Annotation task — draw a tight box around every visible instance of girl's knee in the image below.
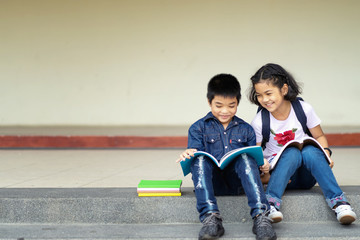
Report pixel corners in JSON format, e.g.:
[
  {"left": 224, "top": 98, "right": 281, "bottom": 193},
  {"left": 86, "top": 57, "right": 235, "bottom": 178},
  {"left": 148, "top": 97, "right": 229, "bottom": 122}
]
[
  {"left": 302, "top": 145, "right": 325, "bottom": 165},
  {"left": 283, "top": 147, "right": 302, "bottom": 157},
  {"left": 302, "top": 145, "right": 318, "bottom": 156},
  {"left": 280, "top": 147, "right": 302, "bottom": 165}
]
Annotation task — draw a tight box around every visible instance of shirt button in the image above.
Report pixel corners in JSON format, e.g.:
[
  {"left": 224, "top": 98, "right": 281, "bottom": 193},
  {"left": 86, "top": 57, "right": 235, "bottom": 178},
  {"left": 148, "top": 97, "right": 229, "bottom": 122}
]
[
  {"left": 224, "top": 132, "right": 226, "bottom": 135},
  {"left": 225, "top": 146, "right": 228, "bottom": 149}
]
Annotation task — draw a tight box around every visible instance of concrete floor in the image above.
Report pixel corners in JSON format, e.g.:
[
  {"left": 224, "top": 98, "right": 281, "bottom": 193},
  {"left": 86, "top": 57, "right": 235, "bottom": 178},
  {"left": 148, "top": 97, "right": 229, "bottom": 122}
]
[{"left": 0, "top": 147, "right": 358, "bottom": 188}]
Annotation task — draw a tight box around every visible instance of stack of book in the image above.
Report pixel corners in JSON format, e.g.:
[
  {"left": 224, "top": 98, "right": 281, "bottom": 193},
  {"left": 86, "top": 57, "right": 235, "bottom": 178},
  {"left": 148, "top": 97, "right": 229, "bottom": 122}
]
[{"left": 137, "top": 180, "right": 182, "bottom": 197}]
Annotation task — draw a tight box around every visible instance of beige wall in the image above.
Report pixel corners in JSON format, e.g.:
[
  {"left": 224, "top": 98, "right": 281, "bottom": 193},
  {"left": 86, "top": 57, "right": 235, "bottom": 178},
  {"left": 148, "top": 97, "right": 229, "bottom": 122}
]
[{"left": 1, "top": 0, "right": 359, "bottom": 127}]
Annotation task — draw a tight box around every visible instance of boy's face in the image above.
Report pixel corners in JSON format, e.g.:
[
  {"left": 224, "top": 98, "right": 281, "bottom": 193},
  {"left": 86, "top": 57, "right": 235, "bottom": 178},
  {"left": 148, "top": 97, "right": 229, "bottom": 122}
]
[{"left": 208, "top": 95, "right": 238, "bottom": 128}]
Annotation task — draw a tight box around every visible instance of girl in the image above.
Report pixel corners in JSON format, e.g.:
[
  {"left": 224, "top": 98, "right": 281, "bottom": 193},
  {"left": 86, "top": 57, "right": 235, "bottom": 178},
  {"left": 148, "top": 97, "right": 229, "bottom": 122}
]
[{"left": 248, "top": 63, "right": 356, "bottom": 225}]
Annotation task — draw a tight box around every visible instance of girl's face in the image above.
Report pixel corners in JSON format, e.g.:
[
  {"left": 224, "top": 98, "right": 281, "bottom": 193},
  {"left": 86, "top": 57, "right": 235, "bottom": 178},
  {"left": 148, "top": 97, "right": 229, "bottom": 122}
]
[
  {"left": 254, "top": 80, "right": 288, "bottom": 114},
  {"left": 209, "top": 95, "right": 238, "bottom": 129}
]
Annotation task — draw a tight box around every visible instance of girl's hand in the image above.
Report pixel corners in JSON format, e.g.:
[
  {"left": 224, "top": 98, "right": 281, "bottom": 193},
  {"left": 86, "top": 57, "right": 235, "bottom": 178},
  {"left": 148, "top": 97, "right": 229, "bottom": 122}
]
[
  {"left": 176, "top": 149, "right": 197, "bottom": 163},
  {"left": 259, "top": 158, "right": 270, "bottom": 174},
  {"left": 324, "top": 148, "right": 334, "bottom": 168},
  {"left": 329, "top": 158, "right": 334, "bottom": 169},
  {"left": 309, "top": 125, "right": 334, "bottom": 168},
  {"left": 261, "top": 172, "right": 270, "bottom": 184}
]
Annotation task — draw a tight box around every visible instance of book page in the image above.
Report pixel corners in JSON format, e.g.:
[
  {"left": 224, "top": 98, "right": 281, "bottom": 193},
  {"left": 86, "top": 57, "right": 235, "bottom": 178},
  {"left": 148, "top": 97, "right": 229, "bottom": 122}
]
[{"left": 269, "top": 137, "right": 330, "bottom": 170}]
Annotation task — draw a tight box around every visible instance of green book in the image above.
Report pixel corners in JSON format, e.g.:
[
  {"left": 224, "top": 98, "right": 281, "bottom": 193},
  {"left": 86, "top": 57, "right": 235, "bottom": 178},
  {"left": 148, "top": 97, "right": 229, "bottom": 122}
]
[{"left": 137, "top": 180, "right": 182, "bottom": 189}]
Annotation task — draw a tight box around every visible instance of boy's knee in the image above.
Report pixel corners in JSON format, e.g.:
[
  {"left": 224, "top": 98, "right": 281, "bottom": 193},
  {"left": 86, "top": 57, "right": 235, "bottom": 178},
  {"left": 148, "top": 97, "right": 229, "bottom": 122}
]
[
  {"left": 234, "top": 154, "right": 257, "bottom": 174},
  {"left": 190, "top": 156, "right": 217, "bottom": 191},
  {"left": 191, "top": 156, "right": 213, "bottom": 173}
]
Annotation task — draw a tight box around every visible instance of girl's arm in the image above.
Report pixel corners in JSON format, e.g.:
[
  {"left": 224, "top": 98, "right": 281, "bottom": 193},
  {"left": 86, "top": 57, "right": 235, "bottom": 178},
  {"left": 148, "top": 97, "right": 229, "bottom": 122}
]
[
  {"left": 260, "top": 165, "right": 271, "bottom": 184},
  {"left": 261, "top": 171, "right": 271, "bottom": 184},
  {"left": 255, "top": 142, "right": 271, "bottom": 184},
  {"left": 309, "top": 125, "right": 334, "bottom": 168}
]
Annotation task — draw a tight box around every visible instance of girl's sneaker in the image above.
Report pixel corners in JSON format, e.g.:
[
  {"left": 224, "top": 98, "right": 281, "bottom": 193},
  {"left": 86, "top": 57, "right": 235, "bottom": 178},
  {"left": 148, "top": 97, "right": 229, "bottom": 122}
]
[
  {"left": 334, "top": 203, "right": 357, "bottom": 225},
  {"left": 268, "top": 204, "right": 283, "bottom": 223}
]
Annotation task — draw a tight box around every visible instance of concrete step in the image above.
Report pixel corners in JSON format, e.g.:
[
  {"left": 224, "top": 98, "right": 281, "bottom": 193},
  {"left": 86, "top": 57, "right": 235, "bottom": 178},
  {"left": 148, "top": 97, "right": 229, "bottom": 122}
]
[
  {"left": 0, "top": 187, "right": 359, "bottom": 224},
  {"left": 1, "top": 222, "right": 360, "bottom": 240},
  {"left": 0, "top": 187, "right": 359, "bottom": 239}
]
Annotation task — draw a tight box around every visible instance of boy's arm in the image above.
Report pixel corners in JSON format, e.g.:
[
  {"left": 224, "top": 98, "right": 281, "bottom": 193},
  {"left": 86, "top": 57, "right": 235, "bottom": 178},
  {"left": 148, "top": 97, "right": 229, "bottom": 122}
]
[
  {"left": 247, "top": 125, "right": 257, "bottom": 146},
  {"left": 309, "top": 124, "right": 334, "bottom": 168},
  {"left": 187, "top": 122, "right": 205, "bottom": 150},
  {"left": 176, "top": 123, "right": 204, "bottom": 163}
]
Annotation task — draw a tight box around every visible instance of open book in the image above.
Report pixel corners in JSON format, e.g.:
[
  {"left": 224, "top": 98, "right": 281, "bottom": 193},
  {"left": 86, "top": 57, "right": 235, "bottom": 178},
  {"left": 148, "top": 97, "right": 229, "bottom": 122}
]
[
  {"left": 180, "top": 146, "right": 264, "bottom": 176},
  {"left": 268, "top": 137, "right": 331, "bottom": 170}
]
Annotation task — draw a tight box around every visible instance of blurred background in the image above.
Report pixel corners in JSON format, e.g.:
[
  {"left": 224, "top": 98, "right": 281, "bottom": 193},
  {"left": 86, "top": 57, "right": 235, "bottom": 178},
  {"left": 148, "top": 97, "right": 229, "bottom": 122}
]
[{"left": 1, "top": 0, "right": 359, "bottom": 128}]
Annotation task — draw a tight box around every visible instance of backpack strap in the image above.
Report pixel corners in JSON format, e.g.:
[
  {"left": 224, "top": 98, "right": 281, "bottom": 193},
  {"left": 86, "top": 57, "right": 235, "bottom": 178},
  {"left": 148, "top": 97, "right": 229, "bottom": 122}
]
[
  {"left": 291, "top": 97, "right": 312, "bottom": 137},
  {"left": 259, "top": 97, "right": 312, "bottom": 149},
  {"left": 260, "top": 108, "right": 270, "bottom": 149}
]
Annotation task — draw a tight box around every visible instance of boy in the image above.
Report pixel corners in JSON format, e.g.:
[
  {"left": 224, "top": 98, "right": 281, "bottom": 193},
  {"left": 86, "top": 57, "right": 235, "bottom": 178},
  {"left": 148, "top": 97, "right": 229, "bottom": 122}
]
[{"left": 177, "top": 74, "right": 276, "bottom": 240}]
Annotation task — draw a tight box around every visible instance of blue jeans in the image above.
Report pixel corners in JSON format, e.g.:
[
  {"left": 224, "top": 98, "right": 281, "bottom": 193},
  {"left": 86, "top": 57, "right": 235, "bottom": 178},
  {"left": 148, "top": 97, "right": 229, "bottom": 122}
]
[
  {"left": 266, "top": 145, "right": 348, "bottom": 209},
  {"left": 190, "top": 153, "right": 269, "bottom": 222}
]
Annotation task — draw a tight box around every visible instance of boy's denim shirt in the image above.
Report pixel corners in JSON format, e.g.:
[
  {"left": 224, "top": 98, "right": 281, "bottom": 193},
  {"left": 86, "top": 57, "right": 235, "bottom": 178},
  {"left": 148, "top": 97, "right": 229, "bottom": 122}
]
[{"left": 187, "top": 112, "right": 256, "bottom": 160}]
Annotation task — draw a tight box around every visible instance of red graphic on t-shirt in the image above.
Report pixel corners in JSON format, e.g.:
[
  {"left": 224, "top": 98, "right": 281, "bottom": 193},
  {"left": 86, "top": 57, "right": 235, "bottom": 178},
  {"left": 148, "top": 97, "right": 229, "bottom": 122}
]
[{"left": 272, "top": 129, "right": 297, "bottom": 146}]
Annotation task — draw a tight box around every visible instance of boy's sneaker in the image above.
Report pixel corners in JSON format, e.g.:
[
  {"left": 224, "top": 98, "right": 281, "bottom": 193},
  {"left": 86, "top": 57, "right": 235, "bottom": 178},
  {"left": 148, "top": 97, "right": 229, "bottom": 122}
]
[
  {"left": 198, "top": 212, "right": 225, "bottom": 240},
  {"left": 268, "top": 204, "right": 283, "bottom": 223},
  {"left": 252, "top": 212, "right": 277, "bottom": 240},
  {"left": 334, "top": 203, "right": 357, "bottom": 225}
]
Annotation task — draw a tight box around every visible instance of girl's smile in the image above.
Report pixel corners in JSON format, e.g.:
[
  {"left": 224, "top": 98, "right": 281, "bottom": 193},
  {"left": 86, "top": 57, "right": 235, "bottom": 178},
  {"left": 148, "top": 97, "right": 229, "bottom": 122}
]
[{"left": 255, "top": 81, "right": 290, "bottom": 120}]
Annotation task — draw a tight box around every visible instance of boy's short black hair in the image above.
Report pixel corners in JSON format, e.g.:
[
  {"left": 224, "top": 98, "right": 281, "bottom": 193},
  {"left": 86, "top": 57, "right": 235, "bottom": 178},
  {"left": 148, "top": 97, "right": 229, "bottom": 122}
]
[{"left": 207, "top": 74, "right": 241, "bottom": 104}]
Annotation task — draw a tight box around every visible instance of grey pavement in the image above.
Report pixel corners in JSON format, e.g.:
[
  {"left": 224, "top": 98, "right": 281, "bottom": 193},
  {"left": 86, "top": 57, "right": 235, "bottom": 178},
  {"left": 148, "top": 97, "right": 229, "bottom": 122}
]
[
  {"left": 0, "top": 147, "right": 359, "bottom": 188},
  {"left": 0, "top": 130, "right": 359, "bottom": 240},
  {"left": 0, "top": 125, "right": 358, "bottom": 188}
]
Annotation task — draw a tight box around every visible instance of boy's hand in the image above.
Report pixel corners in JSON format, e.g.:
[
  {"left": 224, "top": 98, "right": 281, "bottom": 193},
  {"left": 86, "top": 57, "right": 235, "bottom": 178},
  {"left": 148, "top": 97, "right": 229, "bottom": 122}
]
[
  {"left": 176, "top": 149, "right": 197, "bottom": 163},
  {"left": 259, "top": 158, "right": 270, "bottom": 174}
]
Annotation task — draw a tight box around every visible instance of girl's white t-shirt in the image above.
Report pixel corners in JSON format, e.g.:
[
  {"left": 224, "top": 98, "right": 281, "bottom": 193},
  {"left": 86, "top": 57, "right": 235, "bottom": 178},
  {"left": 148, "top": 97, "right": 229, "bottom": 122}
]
[{"left": 251, "top": 101, "right": 321, "bottom": 161}]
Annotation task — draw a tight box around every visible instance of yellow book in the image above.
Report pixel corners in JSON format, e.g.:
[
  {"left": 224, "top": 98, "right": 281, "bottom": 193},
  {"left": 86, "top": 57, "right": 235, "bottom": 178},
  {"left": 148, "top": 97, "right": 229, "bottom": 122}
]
[{"left": 138, "top": 192, "right": 182, "bottom": 197}]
